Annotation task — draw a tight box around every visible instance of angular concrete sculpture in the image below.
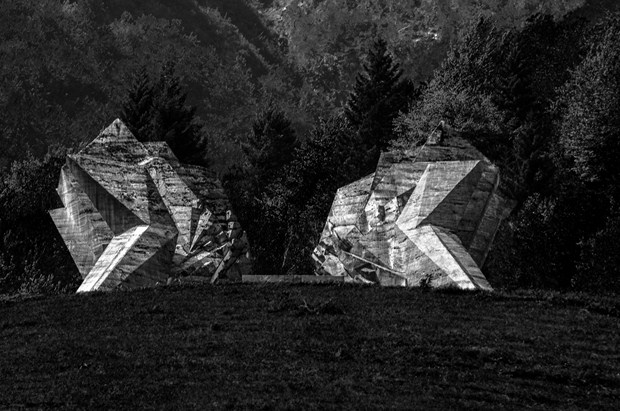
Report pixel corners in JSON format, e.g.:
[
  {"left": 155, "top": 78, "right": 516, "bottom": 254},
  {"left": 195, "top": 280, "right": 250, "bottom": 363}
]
[
  {"left": 50, "top": 119, "right": 250, "bottom": 292},
  {"left": 313, "top": 130, "right": 513, "bottom": 290}
]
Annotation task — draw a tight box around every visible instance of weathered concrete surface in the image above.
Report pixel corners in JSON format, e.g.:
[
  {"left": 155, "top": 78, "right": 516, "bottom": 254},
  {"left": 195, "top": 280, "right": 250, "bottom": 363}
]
[
  {"left": 50, "top": 119, "right": 250, "bottom": 292},
  {"left": 313, "top": 133, "right": 513, "bottom": 291}
]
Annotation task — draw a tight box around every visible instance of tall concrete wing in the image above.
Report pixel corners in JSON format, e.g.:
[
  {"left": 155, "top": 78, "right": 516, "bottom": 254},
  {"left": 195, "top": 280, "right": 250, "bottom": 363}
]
[
  {"left": 313, "top": 130, "right": 513, "bottom": 290},
  {"left": 50, "top": 119, "right": 251, "bottom": 292}
]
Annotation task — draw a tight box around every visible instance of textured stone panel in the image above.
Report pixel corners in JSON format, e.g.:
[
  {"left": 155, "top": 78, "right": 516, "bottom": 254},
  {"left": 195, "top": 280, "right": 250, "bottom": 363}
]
[
  {"left": 314, "top": 132, "right": 513, "bottom": 290},
  {"left": 50, "top": 165, "right": 114, "bottom": 277}
]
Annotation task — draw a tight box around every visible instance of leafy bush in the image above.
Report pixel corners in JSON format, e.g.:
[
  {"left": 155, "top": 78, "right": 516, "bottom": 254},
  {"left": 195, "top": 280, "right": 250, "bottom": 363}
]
[{"left": 0, "top": 151, "right": 80, "bottom": 296}]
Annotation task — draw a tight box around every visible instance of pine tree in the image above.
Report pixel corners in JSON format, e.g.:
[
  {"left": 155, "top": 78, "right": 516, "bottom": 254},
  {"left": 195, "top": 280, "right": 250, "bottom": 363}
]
[
  {"left": 120, "top": 63, "right": 203, "bottom": 164},
  {"left": 345, "top": 38, "right": 417, "bottom": 155},
  {"left": 120, "top": 66, "right": 155, "bottom": 140},
  {"left": 243, "top": 106, "right": 297, "bottom": 187},
  {"left": 258, "top": 115, "right": 362, "bottom": 275},
  {"left": 152, "top": 63, "right": 202, "bottom": 161},
  {"left": 224, "top": 106, "right": 297, "bottom": 276}
]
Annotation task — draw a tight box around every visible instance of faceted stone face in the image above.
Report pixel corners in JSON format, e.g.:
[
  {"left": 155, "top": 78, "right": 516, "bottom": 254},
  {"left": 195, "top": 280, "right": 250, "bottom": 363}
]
[
  {"left": 313, "top": 135, "right": 513, "bottom": 290},
  {"left": 50, "top": 119, "right": 251, "bottom": 292}
]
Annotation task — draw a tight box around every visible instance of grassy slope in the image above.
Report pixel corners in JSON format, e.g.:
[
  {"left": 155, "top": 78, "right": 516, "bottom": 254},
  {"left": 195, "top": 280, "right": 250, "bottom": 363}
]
[{"left": 0, "top": 285, "right": 619, "bottom": 409}]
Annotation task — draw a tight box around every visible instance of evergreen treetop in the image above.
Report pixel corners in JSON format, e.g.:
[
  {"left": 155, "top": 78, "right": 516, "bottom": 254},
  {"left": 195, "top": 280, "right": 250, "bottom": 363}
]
[
  {"left": 345, "top": 38, "right": 417, "bottom": 156},
  {"left": 120, "top": 66, "right": 154, "bottom": 141},
  {"left": 243, "top": 105, "right": 297, "bottom": 187},
  {"left": 120, "top": 63, "right": 203, "bottom": 164}
]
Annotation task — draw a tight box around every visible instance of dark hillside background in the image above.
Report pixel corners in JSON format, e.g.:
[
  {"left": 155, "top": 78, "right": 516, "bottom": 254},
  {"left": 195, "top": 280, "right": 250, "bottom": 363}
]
[
  {"left": 0, "top": 0, "right": 283, "bottom": 172},
  {"left": 576, "top": 0, "right": 620, "bottom": 19},
  {"left": 264, "top": 0, "right": 588, "bottom": 104},
  {"left": 2, "top": 0, "right": 620, "bottom": 295},
  {"left": 86, "top": 0, "right": 282, "bottom": 73},
  {"left": 1, "top": 0, "right": 610, "bottom": 169}
]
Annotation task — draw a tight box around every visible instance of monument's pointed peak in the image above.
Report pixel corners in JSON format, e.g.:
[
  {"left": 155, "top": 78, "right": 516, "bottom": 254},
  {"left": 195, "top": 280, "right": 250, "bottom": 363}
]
[
  {"left": 88, "top": 118, "right": 138, "bottom": 145},
  {"left": 105, "top": 118, "right": 133, "bottom": 139},
  {"left": 77, "top": 119, "right": 149, "bottom": 161}
]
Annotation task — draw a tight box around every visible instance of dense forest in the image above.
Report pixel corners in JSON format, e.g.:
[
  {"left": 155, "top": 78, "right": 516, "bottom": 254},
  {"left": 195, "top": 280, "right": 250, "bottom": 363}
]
[{"left": 2, "top": 0, "right": 620, "bottom": 295}]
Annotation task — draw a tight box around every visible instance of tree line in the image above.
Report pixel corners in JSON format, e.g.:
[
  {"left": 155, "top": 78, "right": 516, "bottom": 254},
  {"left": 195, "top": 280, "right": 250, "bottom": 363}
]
[{"left": 2, "top": 3, "right": 620, "bottom": 295}]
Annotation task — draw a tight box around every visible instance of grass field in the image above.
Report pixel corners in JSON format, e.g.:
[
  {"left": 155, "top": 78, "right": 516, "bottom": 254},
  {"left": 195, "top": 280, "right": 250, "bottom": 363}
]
[{"left": 1, "top": 284, "right": 619, "bottom": 409}]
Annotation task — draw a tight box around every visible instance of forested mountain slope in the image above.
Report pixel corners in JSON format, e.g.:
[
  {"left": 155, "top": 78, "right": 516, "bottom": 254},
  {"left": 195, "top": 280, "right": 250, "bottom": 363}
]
[
  {"left": 3, "top": 0, "right": 620, "bottom": 296},
  {"left": 261, "top": 0, "right": 589, "bottom": 103},
  {"left": 87, "top": 0, "right": 281, "bottom": 72},
  {"left": 575, "top": 0, "right": 620, "bottom": 19},
  {"left": 4, "top": 0, "right": 615, "bottom": 169},
  {"left": 0, "top": 0, "right": 282, "bottom": 169}
]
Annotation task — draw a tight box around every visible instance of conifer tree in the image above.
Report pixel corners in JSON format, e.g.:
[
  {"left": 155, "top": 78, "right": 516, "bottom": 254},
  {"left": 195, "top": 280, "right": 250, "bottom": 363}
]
[
  {"left": 152, "top": 63, "right": 202, "bottom": 161},
  {"left": 243, "top": 106, "right": 297, "bottom": 187},
  {"left": 120, "top": 66, "right": 154, "bottom": 140},
  {"left": 120, "top": 63, "right": 203, "bottom": 164},
  {"left": 224, "top": 106, "right": 297, "bottom": 276},
  {"left": 258, "top": 115, "right": 362, "bottom": 275},
  {"left": 345, "top": 38, "right": 417, "bottom": 156}
]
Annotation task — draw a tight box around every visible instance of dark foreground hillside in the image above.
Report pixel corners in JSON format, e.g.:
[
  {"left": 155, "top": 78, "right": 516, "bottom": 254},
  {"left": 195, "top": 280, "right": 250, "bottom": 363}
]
[{"left": 1, "top": 285, "right": 619, "bottom": 409}]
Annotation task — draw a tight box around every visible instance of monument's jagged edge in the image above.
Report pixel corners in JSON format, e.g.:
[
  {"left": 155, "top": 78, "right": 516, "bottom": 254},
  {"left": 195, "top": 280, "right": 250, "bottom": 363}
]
[
  {"left": 313, "top": 124, "right": 514, "bottom": 290},
  {"left": 50, "top": 119, "right": 251, "bottom": 293}
]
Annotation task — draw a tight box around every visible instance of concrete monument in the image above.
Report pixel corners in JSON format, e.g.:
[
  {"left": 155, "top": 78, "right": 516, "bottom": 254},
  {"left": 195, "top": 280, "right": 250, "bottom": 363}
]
[
  {"left": 50, "top": 119, "right": 250, "bottom": 292},
  {"left": 313, "top": 128, "right": 513, "bottom": 290}
]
